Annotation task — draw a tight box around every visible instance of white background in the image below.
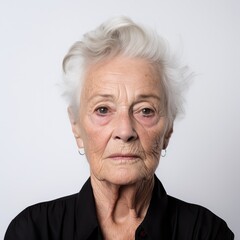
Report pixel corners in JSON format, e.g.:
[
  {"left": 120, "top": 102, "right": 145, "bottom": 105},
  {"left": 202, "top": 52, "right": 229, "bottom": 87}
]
[{"left": 0, "top": 0, "right": 239, "bottom": 238}]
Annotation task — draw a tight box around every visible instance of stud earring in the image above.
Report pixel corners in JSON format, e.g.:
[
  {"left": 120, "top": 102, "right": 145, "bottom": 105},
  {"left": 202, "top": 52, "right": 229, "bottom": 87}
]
[
  {"left": 78, "top": 148, "right": 85, "bottom": 156},
  {"left": 161, "top": 149, "right": 167, "bottom": 157}
]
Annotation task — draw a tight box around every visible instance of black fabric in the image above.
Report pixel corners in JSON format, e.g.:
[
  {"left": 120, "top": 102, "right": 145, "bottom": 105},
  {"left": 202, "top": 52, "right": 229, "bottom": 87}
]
[{"left": 4, "top": 176, "right": 234, "bottom": 240}]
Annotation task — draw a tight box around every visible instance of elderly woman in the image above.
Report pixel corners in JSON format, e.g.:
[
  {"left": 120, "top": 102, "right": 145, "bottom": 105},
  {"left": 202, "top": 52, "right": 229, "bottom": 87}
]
[{"left": 5, "top": 17, "right": 233, "bottom": 240}]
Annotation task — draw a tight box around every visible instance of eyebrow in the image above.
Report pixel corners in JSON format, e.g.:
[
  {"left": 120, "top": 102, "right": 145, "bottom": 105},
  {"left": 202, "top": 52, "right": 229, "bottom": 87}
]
[
  {"left": 135, "top": 94, "right": 162, "bottom": 102},
  {"left": 88, "top": 94, "right": 114, "bottom": 102}
]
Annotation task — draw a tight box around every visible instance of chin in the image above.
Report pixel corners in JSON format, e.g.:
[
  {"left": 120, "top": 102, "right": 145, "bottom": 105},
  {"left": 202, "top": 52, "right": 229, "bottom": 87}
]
[{"left": 101, "top": 169, "right": 149, "bottom": 186}]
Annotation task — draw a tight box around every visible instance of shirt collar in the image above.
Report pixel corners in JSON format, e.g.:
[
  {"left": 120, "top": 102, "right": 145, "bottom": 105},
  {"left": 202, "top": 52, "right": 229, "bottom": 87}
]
[
  {"left": 76, "top": 178, "right": 100, "bottom": 240},
  {"left": 138, "top": 175, "right": 169, "bottom": 239}
]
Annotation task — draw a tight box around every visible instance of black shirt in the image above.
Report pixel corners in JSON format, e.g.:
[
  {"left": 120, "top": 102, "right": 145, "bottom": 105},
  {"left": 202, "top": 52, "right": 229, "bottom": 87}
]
[{"left": 4, "top": 176, "right": 234, "bottom": 239}]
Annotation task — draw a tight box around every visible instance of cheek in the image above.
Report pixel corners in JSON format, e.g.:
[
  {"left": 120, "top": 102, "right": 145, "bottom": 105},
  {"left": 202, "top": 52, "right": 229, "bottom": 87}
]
[
  {"left": 141, "top": 133, "right": 163, "bottom": 175},
  {"left": 81, "top": 116, "right": 111, "bottom": 155},
  {"left": 90, "top": 114, "right": 112, "bottom": 126},
  {"left": 140, "top": 128, "right": 165, "bottom": 158}
]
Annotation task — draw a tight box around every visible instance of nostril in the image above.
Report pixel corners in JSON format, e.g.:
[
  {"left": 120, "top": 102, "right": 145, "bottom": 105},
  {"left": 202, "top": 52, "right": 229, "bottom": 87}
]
[
  {"left": 114, "top": 133, "right": 137, "bottom": 142},
  {"left": 127, "top": 136, "right": 136, "bottom": 142}
]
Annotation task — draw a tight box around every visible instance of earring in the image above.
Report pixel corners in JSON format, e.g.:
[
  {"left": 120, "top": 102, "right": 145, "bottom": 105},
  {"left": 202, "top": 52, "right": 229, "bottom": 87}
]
[
  {"left": 78, "top": 148, "right": 85, "bottom": 156},
  {"left": 161, "top": 149, "right": 167, "bottom": 157}
]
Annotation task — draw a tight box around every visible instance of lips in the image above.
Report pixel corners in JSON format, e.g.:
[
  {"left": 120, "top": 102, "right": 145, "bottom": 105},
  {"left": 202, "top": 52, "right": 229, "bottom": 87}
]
[{"left": 108, "top": 153, "right": 140, "bottom": 160}]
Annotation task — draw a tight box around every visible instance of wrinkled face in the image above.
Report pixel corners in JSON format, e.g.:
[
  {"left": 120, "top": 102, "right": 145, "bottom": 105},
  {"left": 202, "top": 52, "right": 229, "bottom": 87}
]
[{"left": 70, "top": 56, "right": 172, "bottom": 185}]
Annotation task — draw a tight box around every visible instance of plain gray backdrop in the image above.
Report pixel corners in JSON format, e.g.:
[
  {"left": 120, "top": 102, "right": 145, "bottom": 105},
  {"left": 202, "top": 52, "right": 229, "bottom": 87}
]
[{"left": 1, "top": 0, "right": 239, "bottom": 238}]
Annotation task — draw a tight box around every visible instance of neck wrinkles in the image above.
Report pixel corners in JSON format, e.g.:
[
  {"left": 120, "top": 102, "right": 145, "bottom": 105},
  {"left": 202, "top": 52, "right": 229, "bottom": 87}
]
[{"left": 91, "top": 176, "right": 155, "bottom": 224}]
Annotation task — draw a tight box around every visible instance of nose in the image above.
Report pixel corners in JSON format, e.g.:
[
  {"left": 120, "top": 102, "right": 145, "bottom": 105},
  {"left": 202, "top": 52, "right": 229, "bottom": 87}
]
[{"left": 113, "top": 111, "right": 137, "bottom": 142}]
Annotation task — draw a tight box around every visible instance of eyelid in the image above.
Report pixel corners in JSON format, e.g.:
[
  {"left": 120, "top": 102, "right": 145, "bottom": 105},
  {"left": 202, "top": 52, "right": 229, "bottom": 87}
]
[
  {"left": 133, "top": 102, "right": 156, "bottom": 112},
  {"left": 93, "top": 101, "right": 113, "bottom": 110}
]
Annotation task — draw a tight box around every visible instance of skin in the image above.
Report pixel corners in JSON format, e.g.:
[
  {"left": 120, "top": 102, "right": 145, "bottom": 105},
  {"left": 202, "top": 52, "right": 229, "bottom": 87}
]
[{"left": 69, "top": 56, "right": 173, "bottom": 240}]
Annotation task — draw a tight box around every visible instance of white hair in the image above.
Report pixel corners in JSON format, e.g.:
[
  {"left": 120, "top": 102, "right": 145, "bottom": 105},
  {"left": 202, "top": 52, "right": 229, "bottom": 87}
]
[{"left": 62, "top": 16, "right": 191, "bottom": 122}]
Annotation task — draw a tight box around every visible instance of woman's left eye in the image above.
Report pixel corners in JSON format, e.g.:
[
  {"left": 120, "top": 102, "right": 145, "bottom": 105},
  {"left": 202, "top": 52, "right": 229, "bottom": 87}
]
[{"left": 141, "top": 108, "right": 155, "bottom": 117}]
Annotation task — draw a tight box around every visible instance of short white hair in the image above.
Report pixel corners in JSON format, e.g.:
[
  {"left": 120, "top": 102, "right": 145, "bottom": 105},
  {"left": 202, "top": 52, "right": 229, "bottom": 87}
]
[{"left": 62, "top": 16, "right": 190, "bottom": 122}]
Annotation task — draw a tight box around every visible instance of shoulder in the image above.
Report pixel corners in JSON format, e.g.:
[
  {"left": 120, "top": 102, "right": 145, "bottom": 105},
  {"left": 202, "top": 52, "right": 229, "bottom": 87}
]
[
  {"left": 167, "top": 195, "right": 234, "bottom": 239},
  {"left": 17, "top": 192, "right": 78, "bottom": 221},
  {"left": 4, "top": 193, "right": 78, "bottom": 240}
]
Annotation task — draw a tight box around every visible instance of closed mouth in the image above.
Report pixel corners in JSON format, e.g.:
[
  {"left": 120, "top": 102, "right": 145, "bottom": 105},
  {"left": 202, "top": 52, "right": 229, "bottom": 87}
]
[{"left": 108, "top": 153, "right": 140, "bottom": 161}]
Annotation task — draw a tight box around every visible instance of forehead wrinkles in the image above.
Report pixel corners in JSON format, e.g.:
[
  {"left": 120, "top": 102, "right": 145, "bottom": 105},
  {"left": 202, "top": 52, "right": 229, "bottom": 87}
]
[
  {"left": 81, "top": 57, "right": 162, "bottom": 104},
  {"left": 88, "top": 83, "right": 134, "bottom": 107}
]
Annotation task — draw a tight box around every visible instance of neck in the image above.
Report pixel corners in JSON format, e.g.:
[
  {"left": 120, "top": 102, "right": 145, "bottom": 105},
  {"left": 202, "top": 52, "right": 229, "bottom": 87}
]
[{"left": 91, "top": 175, "right": 155, "bottom": 225}]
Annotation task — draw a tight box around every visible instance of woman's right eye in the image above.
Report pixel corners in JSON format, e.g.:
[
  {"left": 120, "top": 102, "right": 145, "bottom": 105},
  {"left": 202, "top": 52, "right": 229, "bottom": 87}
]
[{"left": 95, "top": 107, "right": 109, "bottom": 115}]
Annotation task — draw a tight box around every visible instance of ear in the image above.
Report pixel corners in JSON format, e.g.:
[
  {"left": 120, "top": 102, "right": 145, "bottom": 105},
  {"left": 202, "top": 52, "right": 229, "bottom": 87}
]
[
  {"left": 163, "top": 124, "right": 173, "bottom": 150},
  {"left": 68, "top": 107, "right": 84, "bottom": 149}
]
